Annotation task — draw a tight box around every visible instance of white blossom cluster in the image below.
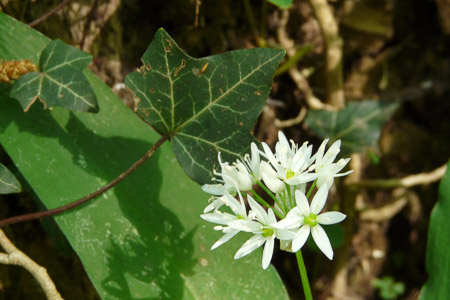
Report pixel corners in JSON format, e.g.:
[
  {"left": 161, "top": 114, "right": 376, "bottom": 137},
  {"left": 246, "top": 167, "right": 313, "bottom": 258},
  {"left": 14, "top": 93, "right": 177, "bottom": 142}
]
[{"left": 200, "top": 131, "right": 353, "bottom": 270}]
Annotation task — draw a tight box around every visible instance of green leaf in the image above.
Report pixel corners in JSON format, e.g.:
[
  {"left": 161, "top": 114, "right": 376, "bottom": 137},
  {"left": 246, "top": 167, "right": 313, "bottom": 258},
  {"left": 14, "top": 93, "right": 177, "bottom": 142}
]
[
  {"left": 267, "top": 0, "right": 293, "bottom": 9},
  {"left": 419, "top": 160, "right": 450, "bottom": 300},
  {"left": 125, "top": 28, "right": 284, "bottom": 184},
  {"left": 305, "top": 100, "right": 399, "bottom": 156},
  {"left": 0, "top": 12, "right": 289, "bottom": 299},
  {"left": 9, "top": 39, "right": 98, "bottom": 112},
  {"left": 0, "top": 162, "right": 21, "bottom": 194}
]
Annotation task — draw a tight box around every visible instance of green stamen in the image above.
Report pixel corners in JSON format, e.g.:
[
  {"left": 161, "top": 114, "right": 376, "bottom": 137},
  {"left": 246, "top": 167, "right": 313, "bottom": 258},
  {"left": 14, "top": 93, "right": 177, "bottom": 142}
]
[
  {"left": 262, "top": 227, "right": 274, "bottom": 237},
  {"left": 286, "top": 169, "right": 295, "bottom": 179},
  {"left": 304, "top": 213, "right": 318, "bottom": 227}
]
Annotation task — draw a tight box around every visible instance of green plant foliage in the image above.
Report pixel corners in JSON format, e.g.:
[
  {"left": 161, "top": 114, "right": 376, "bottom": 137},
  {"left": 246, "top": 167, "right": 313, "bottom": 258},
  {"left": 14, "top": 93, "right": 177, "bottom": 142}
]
[
  {"left": 305, "top": 100, "right": 399, "bottom": 155},
  {"left": 0, "top": 162, "right": 21, "bottom": 194},
  {"left": 419, "top": 160, "right": 450, "bottom": 300},
  {"left": 9, "top": 39, "right": 98, "bottom": 113},
  {"left": 0, "top": 12, "right": 289, "bottom": 299},
  {"left": 372, "top": 276, "right": 405, "bottom": 300},
  {"left": 267, "top": 0, "right": 293, "bottom": 9},
  {"left": 125, "top": 29, "right": 284, "bottom": 184}
]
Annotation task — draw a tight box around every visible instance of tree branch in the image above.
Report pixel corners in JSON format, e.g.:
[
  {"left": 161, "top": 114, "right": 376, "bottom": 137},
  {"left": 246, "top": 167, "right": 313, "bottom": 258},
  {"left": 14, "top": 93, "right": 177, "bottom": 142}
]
[
  {"left": 0, "top": 229, "right": 63, "bottom": 299},
  {"left": 28, "top": 0, "right": 73, "bottom": 27},
  {"left": 308, "top": 0, "right": 345, "bottom": 108},
  {"left": 347, "top": 164, "right": 447, "bottom": 189}
]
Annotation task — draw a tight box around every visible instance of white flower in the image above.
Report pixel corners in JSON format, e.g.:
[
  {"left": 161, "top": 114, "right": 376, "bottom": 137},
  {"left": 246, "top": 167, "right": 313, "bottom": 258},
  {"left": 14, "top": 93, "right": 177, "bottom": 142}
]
[
  {"left": 276, "top": 185, "right": 346, "bottom": 259},
  {"left": 242, "top": 142, "right": 262, "bottom": 184},
  {"left": 200, "top": 192, "right": 251, "bottom": 250},
  {"left": 313, "top": 139, "right": 353, "bottom": 188},
  {"left": 229, "top": 196, "right": 296, "bottom": 269},
  {"left": 261, "top": 131, "right": 317, "bottom": 186},
  {"left": 260, "top": 161, "right": 285, "bottom": 194},
  {"left": 202, "top": 153, "right": 253, "bottom": 195}
]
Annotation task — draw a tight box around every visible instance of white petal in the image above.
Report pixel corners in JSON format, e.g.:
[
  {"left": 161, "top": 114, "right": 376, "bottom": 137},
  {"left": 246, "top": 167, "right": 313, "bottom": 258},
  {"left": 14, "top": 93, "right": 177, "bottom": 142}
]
[
  {"left": 286, "top": 172, "right": 318, "bottom": 185},
  {"left": 267, "top": 208, "right": 277, "bottom": 225},
  {"left": 273, "top": 214, "right": 303, "bottom": 230},
  {"left": 234, "top": 235, "right": 266, "bottom": 259},
  {"left": 322, "top": 140, "right": 341, "bottom": 165},
  {"left": 211, "top": 229, "right": 240, "bottom": 250},
  {"left": 202, "top": 184, "right": 226, "bottom": 195},
  {"left": 316, "top": 171, "right": 333, "bottom": 189},
  {"left": 317, "top": 211, "right": 346, "bottom": 225},
  {"left": 262, "top": 142, "right": 278, "bottom": 168},
  {"left": 228, "top": 219, "right": 262, "bottom": 233},
  {"left": 262, "top": 236, "right": 275, "bottom": 270},
  {"left": 292, "top": 225, "right": 310, "bottom": 252},
  {"left": 261, "top": 162, "right": 285, "bottom": 194},
  {"left": 278, "top": 131, "right": 290, "bottom": 147},
  {"left": 203, "top": 198, "right": 224, "bottom": 213},
  {"left": 311, "top": 225, "right": 333, "bottom": 260},
  {"left": 275, "top": 228, "right": 297, "bottom": 240},
  {"left": 200, "top": 212, "right": 235, "bottom": 225},
  {"left": 224, "top": 193, "right": 245, "bottom": 216},
  {"left": 247, "top": 195, "right": 270, "bottom": 224},
  {"left": 310, "top": 184, "right": 329, "bottom": 215},
  {"left": 294, "top": 190, "right": 310, "bottom": 216}
]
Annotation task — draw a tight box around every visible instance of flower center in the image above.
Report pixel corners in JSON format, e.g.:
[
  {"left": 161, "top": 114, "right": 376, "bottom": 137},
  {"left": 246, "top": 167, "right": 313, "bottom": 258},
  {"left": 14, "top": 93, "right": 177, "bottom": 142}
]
[
  {"left": 237, "top": 214, "right": 245, "bottom": 220},
  {"left": 286, "top": 169, "right": 295, "bottom": 179},
  {"left": 262, "top": 227, "right": 274, "bottom": 237},
  {"left": 304, "top": 213, "right": 318, "bottom": 227}
]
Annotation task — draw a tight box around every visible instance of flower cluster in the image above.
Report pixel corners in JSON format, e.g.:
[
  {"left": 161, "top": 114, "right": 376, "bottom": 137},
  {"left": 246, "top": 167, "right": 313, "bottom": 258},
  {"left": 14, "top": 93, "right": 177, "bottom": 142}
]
[{"left": 200, "top": 131, "right": 353, "bottom": 270}]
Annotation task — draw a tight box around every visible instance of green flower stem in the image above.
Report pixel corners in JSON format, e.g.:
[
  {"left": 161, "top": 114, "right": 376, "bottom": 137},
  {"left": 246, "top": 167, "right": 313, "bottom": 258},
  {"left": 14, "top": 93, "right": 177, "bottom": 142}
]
[
  {"left": 306, "top": 180, "right": 317, "bottom": 199},
  {"left": 296, "top": 250, "right": 313, "bottom": 300},
  {"left": 286, "top": 183, "right": 294, "bottom": 209},
  {"left": 250, "top": 190, "right": 284, "bottom": 219}
]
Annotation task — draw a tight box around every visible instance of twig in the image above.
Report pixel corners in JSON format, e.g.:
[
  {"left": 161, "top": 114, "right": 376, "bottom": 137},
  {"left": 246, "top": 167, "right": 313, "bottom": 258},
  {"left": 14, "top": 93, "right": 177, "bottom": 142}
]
[
  {"left": 193, "top": 0, "right": 201, "bottom": 27},
  {"left": 347, "top": 164, "right": 447, "bottom": 189},
  {"left": 0, "top": 135, "right": 168, "bottom": 227},
  {"left": 308, "top": 0, "right": 345, "bottom": 108},
  {"left": 359, "top": 188, "right": 410, "bottom": 222},
  {"left": 276, "top": 10, "right": 331, "bottom": 111},
  {"left": 0, "top": 229, "right": 63, "bottom": 299},
  {"left": 275, "top": 105, "right": 307, "bottom": 128},
  {"left": 79, "top": 0, "right": 99, "bottom": 50},
  {"left": 28, "top": 0, "right": 73, "bottom": 27}
]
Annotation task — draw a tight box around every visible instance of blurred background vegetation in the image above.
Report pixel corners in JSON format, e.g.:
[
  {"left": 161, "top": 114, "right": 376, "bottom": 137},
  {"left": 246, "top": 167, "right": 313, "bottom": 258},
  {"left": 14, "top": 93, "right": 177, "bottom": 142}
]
[{"left": 0, "top": 0, "right": 449, "bottom": 299}]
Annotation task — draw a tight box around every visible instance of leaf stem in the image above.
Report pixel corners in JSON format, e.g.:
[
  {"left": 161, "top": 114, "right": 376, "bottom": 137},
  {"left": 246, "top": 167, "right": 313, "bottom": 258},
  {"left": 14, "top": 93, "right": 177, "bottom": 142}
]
[
  {"left": 306, "top": 180, "right": 316, "bottom": 199},
  {"left": 296, "top": 250, "right": 313, "bottom": 300},
  {"left": 0, "top": 135, "right": 168, "bottom": 227}
]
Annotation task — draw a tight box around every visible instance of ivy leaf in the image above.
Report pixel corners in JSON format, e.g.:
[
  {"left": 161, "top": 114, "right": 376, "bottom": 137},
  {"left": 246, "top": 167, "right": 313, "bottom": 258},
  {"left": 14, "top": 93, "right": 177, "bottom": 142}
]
[
  {"left": 126, "top": 29, "right": 284, "bottom": 184},
  {"left": 267, "top": 0, "right": 293, "bottom": 8},
  {"left": 305, "top": 100, "right": 399, "bottom": 156},
  {"left": 9, "top": 39, "right": 98, "bottom": 112},
  {"left": 0, "top": 162, "right": 21, "bottom": 194},
  {"left": 419, "top": 160, "right": 450, "bottom": 299}
]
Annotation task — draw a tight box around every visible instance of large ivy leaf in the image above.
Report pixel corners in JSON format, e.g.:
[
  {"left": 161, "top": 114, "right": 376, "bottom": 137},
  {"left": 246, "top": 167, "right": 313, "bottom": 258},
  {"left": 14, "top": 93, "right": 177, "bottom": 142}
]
[
  {"left": 0, "top": 12, "right": 289, "bottom": 300},
  {"left": 125, "top": 29, "right": 284, "bottom": 184},
  {"left": 0, "top": 162, "right": 21, "bottom": 194},
  {"left": 419, "top": 160, "right": 450, "bottom": 299},
  {"left": 305, "top": 100, "right": 399, "bottom": 155},
  {"left": 9, "top": 39, "right": 98, "bottom": 112}
]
